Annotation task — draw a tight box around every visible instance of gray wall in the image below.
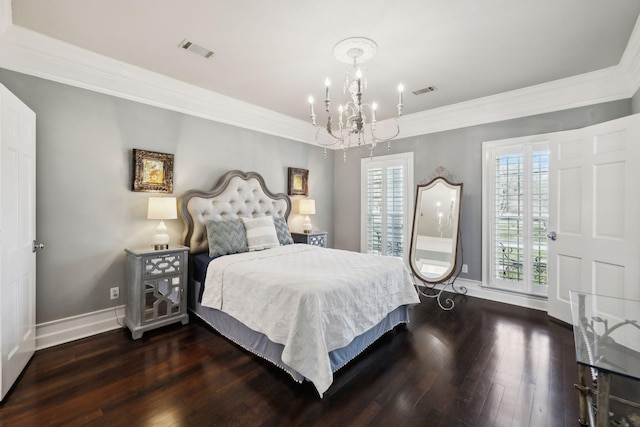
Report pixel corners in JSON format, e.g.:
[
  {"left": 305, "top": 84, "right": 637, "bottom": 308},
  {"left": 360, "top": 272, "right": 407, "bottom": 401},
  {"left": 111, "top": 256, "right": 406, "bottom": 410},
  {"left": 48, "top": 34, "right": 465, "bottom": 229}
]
[
  {"left": 1, "top": 65, "right": 633, "bottom": 323},
  {"left": 333, "top": 100, "right": 632, "bottom": 282},
  {"left": 0, "top": 68, "right": 334, "bottom": 324}
]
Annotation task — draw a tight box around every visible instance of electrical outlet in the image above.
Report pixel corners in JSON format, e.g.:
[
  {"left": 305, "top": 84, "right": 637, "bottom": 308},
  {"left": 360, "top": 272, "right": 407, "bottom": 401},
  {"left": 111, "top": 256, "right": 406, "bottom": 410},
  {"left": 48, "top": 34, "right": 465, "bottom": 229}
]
[
  {"left": 110, "top": 286, "right": 120, "bottom": 300},
  {"left": 462, "top": 264, "right": 468, "bottom": 274}
]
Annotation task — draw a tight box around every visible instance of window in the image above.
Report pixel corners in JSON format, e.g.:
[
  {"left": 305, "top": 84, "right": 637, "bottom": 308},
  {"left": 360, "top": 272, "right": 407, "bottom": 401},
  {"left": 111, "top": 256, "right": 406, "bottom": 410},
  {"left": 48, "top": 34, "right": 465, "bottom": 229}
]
[
  {"left": 483, "top": 140, "right": 549, "bottom": 297},
  {"left": 361, "top": 153, "right": 413, "bottom": 258}
]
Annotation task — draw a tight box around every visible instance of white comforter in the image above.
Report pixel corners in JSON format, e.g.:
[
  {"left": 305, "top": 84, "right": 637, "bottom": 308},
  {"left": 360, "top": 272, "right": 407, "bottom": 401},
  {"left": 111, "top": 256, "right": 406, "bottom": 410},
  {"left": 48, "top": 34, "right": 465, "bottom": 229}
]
[{"left": 201, "top": 244, "right": 420, "bottom": 396}]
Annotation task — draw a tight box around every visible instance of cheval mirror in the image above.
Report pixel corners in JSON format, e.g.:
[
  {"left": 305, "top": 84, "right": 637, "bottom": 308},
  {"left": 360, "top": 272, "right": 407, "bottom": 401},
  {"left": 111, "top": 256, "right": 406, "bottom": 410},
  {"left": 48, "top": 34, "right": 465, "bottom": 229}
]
[{"left": 409, "top": 168, "right": 466, "bottom": 310}]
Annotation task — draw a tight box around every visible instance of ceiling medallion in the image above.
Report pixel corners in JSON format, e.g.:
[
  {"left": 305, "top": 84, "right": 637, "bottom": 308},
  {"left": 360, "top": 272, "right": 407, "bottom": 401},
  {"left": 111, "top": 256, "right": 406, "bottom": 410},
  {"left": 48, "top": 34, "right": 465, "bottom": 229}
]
[{"left": 332, "top": 37, "right": 378, "bottom": 64}]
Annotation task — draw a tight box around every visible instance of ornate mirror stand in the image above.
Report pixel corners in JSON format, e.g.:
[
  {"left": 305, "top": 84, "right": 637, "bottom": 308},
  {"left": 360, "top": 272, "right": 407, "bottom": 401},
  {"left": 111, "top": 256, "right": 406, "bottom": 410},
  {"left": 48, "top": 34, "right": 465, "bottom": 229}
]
[{"left": 409, "top": 167, "right": 467, "bottom": 310}]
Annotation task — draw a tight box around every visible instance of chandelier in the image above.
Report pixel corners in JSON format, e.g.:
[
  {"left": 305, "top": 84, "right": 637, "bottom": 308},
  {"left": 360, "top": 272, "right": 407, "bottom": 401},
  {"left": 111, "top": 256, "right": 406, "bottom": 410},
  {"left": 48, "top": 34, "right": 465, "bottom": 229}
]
[
  {"left": 307, "top": 37, "right": 404, "bottom": 159},
  {"left": 436, "top": 199, "right": 455, "bottom": 237}
]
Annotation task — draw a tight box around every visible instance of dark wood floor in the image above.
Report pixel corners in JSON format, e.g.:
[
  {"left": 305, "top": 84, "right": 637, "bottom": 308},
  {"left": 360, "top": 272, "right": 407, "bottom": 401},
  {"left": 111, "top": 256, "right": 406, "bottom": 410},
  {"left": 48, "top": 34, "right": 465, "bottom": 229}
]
[{"left": 0, "top": 294, "right": 596, "bottom": 426}]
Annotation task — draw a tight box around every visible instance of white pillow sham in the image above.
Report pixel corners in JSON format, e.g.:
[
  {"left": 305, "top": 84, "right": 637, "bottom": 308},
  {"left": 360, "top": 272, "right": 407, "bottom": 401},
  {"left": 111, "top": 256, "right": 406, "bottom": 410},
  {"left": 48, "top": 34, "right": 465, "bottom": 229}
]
[{"left": 242, "top": 216, "right": 279, "bottom": 251}]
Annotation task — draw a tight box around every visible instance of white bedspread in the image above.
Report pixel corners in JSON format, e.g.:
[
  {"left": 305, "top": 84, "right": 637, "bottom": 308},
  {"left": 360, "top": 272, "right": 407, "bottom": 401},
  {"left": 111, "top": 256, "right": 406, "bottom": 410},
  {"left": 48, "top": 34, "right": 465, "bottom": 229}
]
[{"left": 201, "top": 244, "right": 420, "bottom": 396}]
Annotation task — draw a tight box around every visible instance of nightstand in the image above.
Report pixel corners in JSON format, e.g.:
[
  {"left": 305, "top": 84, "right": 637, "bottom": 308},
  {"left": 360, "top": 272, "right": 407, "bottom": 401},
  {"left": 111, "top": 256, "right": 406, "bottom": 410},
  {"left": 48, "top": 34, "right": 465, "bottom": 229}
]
[
  {"left": 291, "top": 231, "right": 328, "bottom": 248},
  {"left": 124, "top": 246, "right": 189, "bottom": 339}
]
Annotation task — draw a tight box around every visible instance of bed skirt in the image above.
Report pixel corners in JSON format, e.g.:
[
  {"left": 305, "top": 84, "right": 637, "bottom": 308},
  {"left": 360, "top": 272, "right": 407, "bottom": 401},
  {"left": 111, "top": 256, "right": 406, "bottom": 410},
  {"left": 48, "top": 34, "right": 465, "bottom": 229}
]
[{"left": 188, "top": 278, "right": 410, "bottom": 387}]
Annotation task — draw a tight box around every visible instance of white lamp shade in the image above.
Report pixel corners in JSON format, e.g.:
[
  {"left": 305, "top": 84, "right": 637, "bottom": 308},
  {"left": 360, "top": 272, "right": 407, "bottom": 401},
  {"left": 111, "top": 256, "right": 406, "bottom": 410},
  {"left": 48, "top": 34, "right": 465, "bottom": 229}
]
[
  {"left": 299, "top": 199, "right": 316, "bottom": 215},
  {"left": 147, "top": 197, "right": 177, "bottom": 220}
]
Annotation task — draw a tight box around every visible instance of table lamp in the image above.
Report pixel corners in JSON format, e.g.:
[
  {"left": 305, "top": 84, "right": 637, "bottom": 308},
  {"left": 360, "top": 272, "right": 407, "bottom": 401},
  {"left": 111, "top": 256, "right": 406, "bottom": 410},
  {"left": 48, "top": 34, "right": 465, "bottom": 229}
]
[
  {"left": 147, "top": 197, "right": 177, "bottom": 250},
  {"left": 299, "top": 199, "right": 316, "bottom": 234}
]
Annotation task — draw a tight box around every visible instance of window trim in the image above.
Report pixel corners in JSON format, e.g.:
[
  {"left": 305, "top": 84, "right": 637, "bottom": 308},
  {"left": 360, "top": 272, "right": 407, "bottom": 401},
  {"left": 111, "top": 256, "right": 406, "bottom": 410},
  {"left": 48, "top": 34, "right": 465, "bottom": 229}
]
[
  {"left": 360, "top": 152, "right": 414, "bottom": 260},
  {"left": 482, "top": 137, "right": 549, "bottom": 297}
]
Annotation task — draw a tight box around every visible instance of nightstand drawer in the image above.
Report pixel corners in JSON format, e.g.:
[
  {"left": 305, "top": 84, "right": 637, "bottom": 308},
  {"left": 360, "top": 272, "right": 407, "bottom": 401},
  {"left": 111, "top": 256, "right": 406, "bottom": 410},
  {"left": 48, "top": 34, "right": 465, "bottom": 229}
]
[
  {"left": 291, "top": 231, "right": 328, "bottom": 248},
  {"left": 142, "top": 252, "right": 185, "bottom": 278}
]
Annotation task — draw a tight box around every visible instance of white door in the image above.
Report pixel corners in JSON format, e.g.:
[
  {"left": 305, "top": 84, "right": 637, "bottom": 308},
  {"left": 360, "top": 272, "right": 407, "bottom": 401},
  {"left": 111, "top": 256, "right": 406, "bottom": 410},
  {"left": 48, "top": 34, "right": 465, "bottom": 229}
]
[
  {"left": 0, "top": 84, "right": 37, "bottom": 401},
  {"left": 547, "top": 114, "right": 640, "bottom": 324}
]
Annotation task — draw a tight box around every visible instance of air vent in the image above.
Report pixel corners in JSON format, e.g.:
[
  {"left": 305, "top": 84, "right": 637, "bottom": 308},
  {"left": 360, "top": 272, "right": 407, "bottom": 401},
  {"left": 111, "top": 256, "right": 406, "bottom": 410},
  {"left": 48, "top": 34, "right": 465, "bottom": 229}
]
[
  {"left": 179, "top": 39, "right": 214, "bottom": 59},
  {"left": 412, "top": 86, "right": 437, "bottom": 96}
]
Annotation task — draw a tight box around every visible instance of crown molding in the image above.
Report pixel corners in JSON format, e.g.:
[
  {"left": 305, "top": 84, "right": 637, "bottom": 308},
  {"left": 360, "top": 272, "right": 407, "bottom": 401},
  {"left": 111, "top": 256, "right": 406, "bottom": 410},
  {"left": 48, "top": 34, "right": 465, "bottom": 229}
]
[
  {"left": 396, "top": 16, "right": 640, "bottom": 139},
  {"left": 0, "top": 25, "right": 326, "bottom": 145},
  {"left": 395, "top": 65, "right": 632, "bottom": 139},
  {"left": 0, "top": 19, "right": 639, "bottom": 146},
  {"left": 620, "top": 16, "right": 640, "bottom": 96}
]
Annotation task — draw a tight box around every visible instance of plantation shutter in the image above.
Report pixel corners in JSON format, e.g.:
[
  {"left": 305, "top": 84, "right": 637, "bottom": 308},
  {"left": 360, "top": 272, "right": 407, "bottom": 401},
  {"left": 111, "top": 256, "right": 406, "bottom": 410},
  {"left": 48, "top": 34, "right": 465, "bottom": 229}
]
[
  {"left": 486, "top": 142, "right": 549, "bottom": 296},
  {"left": 365, "top": 166, "right": 384, "bottom": 254},
  {"left": 386, "top": 165, "right": 404, "bottom": 256},
  {"left": 361, "top": 153, "right": 413, "bottom": 258}
]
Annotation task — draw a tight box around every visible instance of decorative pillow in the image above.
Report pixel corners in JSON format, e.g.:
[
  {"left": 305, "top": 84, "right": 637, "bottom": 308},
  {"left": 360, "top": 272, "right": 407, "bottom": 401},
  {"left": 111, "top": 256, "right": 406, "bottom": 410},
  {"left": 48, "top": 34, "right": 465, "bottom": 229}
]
[
  {"left": 242, "top": 216, "right": 279, "bottom": 251},
  {"left": 272, "top": 216, "right": 294, "bottom": 246},
  {"left": 205, "top": 218, "right": 248, "bottom": 258}
]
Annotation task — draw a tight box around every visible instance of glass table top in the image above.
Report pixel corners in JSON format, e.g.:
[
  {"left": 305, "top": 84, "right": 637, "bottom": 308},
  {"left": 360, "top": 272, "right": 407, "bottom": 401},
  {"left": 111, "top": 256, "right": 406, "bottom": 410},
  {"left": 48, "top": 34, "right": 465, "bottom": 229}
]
[{"left": 570, "top": 292, "right": 640, "bottom": 381}]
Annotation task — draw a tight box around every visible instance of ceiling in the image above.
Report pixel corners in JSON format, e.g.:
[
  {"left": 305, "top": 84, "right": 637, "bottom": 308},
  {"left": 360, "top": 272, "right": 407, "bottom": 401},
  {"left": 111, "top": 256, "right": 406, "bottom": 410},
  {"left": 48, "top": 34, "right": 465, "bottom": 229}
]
[{"left": 9, "top": 1, "right": 640, "bottom": 123}]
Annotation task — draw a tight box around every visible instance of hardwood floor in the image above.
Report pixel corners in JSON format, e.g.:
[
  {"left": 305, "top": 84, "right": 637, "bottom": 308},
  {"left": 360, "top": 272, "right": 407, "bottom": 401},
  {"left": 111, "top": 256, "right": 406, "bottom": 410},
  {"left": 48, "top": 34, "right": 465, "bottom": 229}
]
[{"left": 0, "top": 294, "right": 595, "bottom": 426}]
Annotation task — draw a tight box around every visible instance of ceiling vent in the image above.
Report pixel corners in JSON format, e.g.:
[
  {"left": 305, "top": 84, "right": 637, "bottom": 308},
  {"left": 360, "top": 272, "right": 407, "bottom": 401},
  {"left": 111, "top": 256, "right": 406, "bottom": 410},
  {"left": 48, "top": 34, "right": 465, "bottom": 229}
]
[
  {"left": 412, "top": 86, "right": 437, "bottom": 96},
  {"left": 179, "top": 39, "right": 214, "bottom": 59}
]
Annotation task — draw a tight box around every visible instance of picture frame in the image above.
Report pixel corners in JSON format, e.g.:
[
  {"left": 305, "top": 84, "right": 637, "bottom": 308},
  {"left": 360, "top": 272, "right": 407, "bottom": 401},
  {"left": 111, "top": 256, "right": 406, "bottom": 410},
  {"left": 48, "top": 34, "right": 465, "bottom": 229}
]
[
  {"left": 288, "top": 167, "right": 309, "bottom": 196},
  {"left": 132, "top": 149, "right": 174, "bottom": 193}
]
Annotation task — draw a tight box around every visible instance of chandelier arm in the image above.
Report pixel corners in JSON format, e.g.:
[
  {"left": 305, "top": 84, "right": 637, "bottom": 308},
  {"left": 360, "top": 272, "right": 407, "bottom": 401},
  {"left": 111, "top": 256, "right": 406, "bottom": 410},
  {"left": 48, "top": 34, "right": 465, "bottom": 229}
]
[
  {"left": 370, "top": 120, "right": 401, "bottom": 143},
  {"left": 316, "top": 135, "right": 344, "bottom": 147},
  {"left": 325, "top": 128, "right": 344, "bottom": 142},
  {"left": 314, "top": 122, "right": 345, "bottom": 147}
]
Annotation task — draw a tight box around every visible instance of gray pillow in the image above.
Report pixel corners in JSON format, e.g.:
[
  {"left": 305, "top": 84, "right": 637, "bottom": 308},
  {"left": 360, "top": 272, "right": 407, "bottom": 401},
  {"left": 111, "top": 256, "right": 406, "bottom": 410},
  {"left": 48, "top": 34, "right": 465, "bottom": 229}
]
[
  {"left": 273, "top": 216, "right": 294, "bottom": 245},
  {"left": 205, "top": 218, "right": 248, "bottom": 258}
]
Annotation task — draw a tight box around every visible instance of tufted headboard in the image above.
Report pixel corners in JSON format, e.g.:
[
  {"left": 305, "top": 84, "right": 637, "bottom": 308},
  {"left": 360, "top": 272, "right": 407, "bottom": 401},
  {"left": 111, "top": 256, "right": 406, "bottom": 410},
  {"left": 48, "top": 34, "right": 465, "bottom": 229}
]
[{"left": 179, "top": 170, "right": 292, "bottom": 254}]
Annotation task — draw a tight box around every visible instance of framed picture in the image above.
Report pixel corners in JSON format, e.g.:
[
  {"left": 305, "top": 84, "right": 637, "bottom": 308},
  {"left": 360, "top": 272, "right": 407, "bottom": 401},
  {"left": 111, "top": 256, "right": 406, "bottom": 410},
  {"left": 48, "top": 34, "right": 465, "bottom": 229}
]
[
  {"left": 132, "top": 149, "right": 174, "bottom": 193},
  {"left": 288, "top": 167, "right": 309, "bottom": 196}
]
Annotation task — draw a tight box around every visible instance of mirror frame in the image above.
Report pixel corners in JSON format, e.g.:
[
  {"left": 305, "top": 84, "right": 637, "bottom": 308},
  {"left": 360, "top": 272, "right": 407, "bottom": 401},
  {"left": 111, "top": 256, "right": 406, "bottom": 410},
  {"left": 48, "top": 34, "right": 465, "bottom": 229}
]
[{"left": 408, "top": 176, "right": 463, "bottom": 284}]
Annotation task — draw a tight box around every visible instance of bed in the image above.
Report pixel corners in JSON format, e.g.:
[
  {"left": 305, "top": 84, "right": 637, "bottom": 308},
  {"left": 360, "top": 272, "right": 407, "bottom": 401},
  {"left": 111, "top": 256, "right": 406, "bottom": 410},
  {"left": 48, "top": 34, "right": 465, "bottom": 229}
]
[{"left": 179, "top": 170, "right": 420, "bottom": 396}]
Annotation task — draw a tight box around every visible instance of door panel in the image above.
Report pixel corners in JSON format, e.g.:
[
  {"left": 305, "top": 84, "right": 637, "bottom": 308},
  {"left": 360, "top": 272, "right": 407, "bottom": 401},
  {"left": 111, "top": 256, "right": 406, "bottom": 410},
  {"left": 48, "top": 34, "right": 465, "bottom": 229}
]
[
  {"left": 556, "top": 254, "right": 581, "bottom": 303},
  {"left": 1, "top": 84, "right": 36, "bottom": 401},
  {"left": 593, "top": 261, "right": 625, "bottom": 296},
  {"left": 557, "top": 166, "right": 582, "bottom": 234},
  {"left": 547, "top": 114, "right": 640, "bottom": 323},
  {"left": 594, "top": 161, "right": 624, "bottom": 238}
]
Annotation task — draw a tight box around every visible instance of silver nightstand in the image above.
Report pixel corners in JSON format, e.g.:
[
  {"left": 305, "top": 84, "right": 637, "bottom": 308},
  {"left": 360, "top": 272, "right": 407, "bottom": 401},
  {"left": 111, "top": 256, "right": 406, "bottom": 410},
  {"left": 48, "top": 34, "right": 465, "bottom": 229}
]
[
  {"left": 291, "top": 231, "right": 328, "bottom": 248},
  {"left": 124, "top": 246, "right": 189, "bottom": 339}
]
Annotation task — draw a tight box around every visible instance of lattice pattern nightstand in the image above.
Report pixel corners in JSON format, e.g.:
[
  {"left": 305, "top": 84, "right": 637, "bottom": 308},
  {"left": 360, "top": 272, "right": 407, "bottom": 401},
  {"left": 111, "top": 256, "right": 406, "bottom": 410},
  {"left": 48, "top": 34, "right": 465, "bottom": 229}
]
[
  {"left": 124, "top": 246, "right": 189, "bottom": 339},
  {"left": 291, "top": 231, "right": 328, "bottom": 248}
]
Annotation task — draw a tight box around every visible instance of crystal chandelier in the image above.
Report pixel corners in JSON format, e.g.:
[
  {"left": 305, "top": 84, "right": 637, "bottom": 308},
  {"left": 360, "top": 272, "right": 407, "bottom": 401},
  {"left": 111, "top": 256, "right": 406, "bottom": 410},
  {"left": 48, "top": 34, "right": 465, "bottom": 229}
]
[{"left": 308, "top": 37, "right": 404, "bottom": 159}]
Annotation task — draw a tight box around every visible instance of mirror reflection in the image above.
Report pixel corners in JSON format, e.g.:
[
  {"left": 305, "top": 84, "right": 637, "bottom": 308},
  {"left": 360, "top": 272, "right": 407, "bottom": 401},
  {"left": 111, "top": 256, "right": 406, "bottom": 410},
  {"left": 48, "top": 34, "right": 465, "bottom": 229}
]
[{"left": 409, "top": 177, "right": 462, "bottom": 283}]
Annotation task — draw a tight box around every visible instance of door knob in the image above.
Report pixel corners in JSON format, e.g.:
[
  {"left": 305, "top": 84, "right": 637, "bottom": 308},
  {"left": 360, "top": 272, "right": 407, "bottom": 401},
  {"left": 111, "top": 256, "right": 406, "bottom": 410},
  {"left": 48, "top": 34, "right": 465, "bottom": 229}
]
[
  {"left": 547, "top": 231, "right": 557, "bottom": 241},
  {"left": 32, "top": 241, "right": 45, "bottom": 252}
]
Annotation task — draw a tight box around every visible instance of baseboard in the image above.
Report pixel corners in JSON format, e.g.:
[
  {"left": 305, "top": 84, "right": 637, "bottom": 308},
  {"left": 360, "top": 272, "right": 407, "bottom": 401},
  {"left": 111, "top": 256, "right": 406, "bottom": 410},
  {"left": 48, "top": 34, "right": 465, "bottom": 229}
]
[
  {"left": 427, "top": 278, "right": 548, "bottom": 312},
  {"left": 36, "top": 305, "right": 125, "bottom": 350},
  {"left": 34, "top": 280, "right": 547, "bottom": 350}
]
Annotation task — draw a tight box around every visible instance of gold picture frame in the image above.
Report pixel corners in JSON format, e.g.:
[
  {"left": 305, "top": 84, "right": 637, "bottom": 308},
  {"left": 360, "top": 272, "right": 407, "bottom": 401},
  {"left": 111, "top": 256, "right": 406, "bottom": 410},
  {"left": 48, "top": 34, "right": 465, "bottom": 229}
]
[
  {"left": 288, "top": 167, "right": 309, "bottom": 196},
  {"left": 132, "top": 149, "right": 174, "bottom": 193}
]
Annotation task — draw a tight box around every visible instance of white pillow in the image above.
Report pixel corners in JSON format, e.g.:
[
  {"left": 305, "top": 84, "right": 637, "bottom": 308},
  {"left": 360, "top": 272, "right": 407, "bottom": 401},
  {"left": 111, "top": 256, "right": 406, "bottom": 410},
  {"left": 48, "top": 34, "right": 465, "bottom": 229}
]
[{"left": 242, "top": 216, "right": 279, "bottom": 251}]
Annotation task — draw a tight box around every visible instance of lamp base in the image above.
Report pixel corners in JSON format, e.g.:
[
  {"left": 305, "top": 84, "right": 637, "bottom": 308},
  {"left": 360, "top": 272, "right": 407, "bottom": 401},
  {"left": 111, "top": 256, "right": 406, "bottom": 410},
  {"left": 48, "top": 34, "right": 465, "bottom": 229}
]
[
  {"left": 152, "top": 223, "right": 170, "bottom": 251},
  {"left": 302, "top": 215, "right": 312, "bottom": 234}
]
